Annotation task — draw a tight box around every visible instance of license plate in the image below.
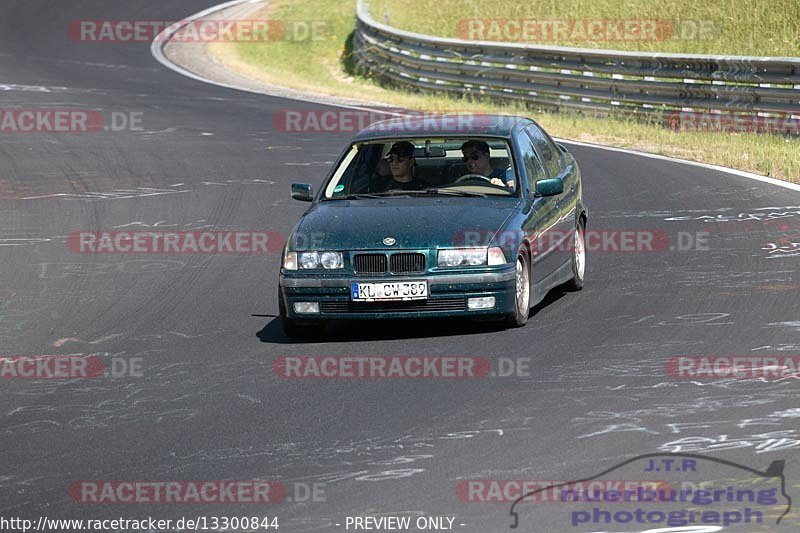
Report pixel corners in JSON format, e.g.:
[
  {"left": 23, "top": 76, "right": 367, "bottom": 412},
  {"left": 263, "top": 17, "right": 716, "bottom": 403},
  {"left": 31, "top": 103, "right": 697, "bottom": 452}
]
[{"left": 351, "top": 281, "right": 428, "bottom": 301}]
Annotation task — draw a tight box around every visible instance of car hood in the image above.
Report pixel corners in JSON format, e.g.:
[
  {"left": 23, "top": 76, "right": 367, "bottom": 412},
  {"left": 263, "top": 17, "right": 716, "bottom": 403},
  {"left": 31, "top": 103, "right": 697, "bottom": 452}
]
[{"left": 291, "top": 197, "right": 520, "bottom": 250}]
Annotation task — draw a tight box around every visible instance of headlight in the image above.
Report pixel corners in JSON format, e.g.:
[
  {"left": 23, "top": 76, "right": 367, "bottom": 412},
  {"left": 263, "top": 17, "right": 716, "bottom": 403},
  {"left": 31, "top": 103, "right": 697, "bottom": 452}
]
[
  {"left": 283, "top": 251, "right": 343, "bottom": 270},
  {"left": 320, "top": 251, "right": 343, "bottom": 269},
  {"left": 438, "top": 248, "right": 487, "bottom": 267},
  {"left": 299, "top": 251, "right": 320, "bottom": 269}
]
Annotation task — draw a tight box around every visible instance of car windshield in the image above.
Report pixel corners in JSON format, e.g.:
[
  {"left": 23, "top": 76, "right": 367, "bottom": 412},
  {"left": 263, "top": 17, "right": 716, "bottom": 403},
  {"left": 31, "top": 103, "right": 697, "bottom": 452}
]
[{"left": 322, "top": 138, "right": 518, "bottom": 199}]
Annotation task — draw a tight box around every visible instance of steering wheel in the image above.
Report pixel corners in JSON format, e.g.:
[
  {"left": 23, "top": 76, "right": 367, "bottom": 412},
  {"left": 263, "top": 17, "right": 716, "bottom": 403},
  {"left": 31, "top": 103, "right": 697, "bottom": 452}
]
[{"left": 453, "top": 174, "right": 494, "bottom": 185}]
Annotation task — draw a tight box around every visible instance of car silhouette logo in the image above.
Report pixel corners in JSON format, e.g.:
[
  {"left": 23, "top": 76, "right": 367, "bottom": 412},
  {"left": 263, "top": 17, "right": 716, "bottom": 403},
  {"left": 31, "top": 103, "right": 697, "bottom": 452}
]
[
  {"left": 509, "top": 452, "right": 792, "bottom": 529},
  {"left": 383, "top": 237, "right": 397, "bottom": 246}
]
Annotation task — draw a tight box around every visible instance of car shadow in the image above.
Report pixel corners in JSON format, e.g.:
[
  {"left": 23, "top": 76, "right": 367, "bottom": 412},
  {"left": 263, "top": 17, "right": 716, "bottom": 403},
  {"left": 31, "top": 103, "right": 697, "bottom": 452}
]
[{"left": 256, "top": 288, "right": 569, "bottom": 344}]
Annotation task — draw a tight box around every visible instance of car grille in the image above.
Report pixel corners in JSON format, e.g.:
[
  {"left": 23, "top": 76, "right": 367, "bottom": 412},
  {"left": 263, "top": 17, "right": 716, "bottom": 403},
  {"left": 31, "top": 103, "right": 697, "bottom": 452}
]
[
  {"left": 320, "top": 298, "right": 465, "bottom": 313},
  {"left": 390, "top": 253, "right": 425, "bottom": 274},
  {"left": 353, "top": 253, "right": 387, "bottom": 274},
  {"left": 353, "top": 252, "right": 426, "bottom": 275}
]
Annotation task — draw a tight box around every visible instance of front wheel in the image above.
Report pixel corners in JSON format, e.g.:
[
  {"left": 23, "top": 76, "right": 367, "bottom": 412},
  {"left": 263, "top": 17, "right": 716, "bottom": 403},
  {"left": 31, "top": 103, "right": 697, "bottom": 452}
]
[
  {"left": 505, "top": 250, "right": 530, "bottom": 327},
  {"left": 565, "top": 219, "right": 586, "bottom": 291}
]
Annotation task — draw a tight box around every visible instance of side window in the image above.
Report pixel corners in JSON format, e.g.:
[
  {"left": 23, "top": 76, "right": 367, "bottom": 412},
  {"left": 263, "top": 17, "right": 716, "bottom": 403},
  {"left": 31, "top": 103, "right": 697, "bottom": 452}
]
[
  {"left": 525, "top": 125, "right": 562, "bottom": 177},
  {"left": 515, "top": 130, "right": 548, "bottom": 186}
]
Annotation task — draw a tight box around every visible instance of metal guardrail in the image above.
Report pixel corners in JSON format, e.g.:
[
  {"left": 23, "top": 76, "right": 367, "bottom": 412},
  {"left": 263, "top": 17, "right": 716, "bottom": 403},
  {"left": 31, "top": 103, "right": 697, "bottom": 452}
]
[{"left": 352, "top": 0, "right": 800, "bottom": 121}]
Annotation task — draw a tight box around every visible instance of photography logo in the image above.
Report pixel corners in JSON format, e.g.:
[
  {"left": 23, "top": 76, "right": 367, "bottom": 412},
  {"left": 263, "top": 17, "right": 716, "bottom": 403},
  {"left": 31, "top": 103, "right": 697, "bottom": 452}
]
[{"left": 508, "top": 452, "right": 791, "bottom": 529}]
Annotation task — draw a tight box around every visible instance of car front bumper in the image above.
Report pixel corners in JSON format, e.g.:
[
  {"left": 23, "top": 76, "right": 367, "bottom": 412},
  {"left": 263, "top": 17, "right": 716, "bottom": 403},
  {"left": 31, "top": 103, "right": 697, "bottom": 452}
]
[{"left": 279, "top": 268, "right": 517, "bottom": 320}]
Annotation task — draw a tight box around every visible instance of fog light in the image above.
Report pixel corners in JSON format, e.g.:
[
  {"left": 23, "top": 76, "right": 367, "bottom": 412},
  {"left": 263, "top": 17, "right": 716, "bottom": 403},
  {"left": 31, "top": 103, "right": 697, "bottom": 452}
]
[
  {"left": 468, "top": 296, "right": 495, "bottom": 310},
  {"left": 293, "top": 302, "right": 320, "bottom": 314}
]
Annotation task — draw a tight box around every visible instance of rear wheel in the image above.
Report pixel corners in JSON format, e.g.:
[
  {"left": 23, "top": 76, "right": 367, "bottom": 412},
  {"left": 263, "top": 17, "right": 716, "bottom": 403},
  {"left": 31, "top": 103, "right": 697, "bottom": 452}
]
[
  {"left": 565, "top": 219, "right": 586, "bottom": 291},
  {"left": 505, "top": 249, "right": 530, "bottom": 327},
  {"left": 279, "top": 290, "right": 323, "bottom": 339}
]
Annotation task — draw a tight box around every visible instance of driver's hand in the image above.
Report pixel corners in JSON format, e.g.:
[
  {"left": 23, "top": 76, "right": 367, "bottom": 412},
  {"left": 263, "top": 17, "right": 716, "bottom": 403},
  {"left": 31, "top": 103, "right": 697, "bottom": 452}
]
[{"left": 490, "top": 177, "right": 504, "bottom": 186}]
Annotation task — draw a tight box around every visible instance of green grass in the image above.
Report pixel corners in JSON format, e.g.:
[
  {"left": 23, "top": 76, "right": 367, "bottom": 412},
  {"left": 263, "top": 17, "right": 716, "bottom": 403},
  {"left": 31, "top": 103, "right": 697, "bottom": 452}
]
[
  {"left": 225, "top": 0, "right": 799, "bottom": 182},
  {"left": 371, "top": 0, "right": 800, "bottom": 56},
  {"left": 229, "top": 0, "right": 358, "bottom": 94}
]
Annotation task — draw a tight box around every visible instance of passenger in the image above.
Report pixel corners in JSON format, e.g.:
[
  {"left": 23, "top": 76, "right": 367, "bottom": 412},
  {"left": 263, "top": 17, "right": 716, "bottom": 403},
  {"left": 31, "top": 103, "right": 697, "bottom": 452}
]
[{"left": 460, "top": 140, "right": 514, "bottom": 188}]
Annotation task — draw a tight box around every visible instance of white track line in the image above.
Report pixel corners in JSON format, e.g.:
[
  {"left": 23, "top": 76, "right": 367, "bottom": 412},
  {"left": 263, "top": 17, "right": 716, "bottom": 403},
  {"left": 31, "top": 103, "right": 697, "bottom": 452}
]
[
  {"left": 150, "top": 0, "right": 262, "bottom": 93},
  {"left": 554, "top": 138, "right": 800, "bottom": 193},
  {"left": 149, "top": 0, "right": 406, "bottom": 115},
  {"left": 151, "top": 1, "right": 800, "bottom": 194}
]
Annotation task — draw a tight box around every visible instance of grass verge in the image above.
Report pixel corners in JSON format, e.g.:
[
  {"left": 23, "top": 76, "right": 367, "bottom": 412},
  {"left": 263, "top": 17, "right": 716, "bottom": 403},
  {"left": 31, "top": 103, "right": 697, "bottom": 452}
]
[
  {"left": 371, "top": 0, "right": 800, "bottom": 56},
  {"left": 211, "top": 0, "right": 799, "bottom": 182}
]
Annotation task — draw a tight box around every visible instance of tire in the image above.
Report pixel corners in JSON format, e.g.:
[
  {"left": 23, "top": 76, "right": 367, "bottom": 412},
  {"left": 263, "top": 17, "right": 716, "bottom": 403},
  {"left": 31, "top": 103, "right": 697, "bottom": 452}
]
[
  {"left": 505, "top": 249, "right": 531, "bottom": 327},
  {"left": 565, "top": 219, "right": 586, "bottom": 291},
  {"left": 279, "top": 290, "right": 323, "bottom": 339}
]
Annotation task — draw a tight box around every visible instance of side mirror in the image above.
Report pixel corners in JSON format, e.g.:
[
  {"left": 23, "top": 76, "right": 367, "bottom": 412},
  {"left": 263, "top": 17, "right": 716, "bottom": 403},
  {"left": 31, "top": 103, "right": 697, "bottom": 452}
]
[
  {"left": 534, "top": 178, "right": 563, "bottom": 197},
  {"left": 291, "top": 183, "right": 313, "bottom": 202}
]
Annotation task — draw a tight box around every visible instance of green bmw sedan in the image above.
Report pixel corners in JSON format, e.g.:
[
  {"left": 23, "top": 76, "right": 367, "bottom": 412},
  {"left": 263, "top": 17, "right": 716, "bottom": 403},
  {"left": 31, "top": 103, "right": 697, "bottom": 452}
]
[{"left": 279, "top": 114, "right": 587, "bottom": 338}]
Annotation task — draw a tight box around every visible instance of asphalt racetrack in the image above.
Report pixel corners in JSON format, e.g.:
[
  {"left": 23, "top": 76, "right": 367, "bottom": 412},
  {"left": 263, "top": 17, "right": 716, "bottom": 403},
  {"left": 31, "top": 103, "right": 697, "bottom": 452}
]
[{"left": 1, "top": 1, "right": 800, "bottom": 532}]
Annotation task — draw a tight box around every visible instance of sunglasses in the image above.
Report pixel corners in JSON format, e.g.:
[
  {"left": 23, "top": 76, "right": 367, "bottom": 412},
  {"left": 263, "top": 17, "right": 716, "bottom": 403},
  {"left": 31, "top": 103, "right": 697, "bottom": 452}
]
[{"left": 462, "top": 153, "right": 484, "bottom": 162}]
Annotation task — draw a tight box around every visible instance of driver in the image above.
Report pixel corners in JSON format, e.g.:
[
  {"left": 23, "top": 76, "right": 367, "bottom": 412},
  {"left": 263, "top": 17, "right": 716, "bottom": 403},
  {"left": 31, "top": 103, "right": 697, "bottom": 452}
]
[{"left": 460, "top": 140, "right": 514, "bottom": 188}]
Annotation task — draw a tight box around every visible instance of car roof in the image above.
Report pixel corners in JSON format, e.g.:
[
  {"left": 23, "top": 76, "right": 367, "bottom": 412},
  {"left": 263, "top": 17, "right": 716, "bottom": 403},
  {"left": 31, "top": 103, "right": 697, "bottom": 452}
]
[{"left": 351, "top": 114, "right": 532, "bottom": 142}]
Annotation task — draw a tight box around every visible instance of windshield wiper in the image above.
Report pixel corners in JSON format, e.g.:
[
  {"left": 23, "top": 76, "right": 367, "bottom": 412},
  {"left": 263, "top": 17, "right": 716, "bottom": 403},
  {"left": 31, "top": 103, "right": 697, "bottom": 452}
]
[
  {"left": 325, "top": 192, "right": 400, "bottom": 200},
  {"left": 415, "top": 188, "right": 488, "bottom": 198},
  {"left": 326, "top": 189, "right": 489, "bottom": 200}
]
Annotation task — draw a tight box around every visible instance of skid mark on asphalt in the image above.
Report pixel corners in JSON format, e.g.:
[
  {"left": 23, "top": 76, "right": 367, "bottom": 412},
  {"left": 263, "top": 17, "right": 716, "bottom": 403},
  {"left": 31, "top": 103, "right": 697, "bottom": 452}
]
[
  {"left": 763, "top": 321, "right": 800, "bottom": 332},
  {"left": 112, "top": 219, "right": 213, "bottom": 229},
  {"left": 21, "top": 187, "right": 190, "bottom": 200},
  {"left": 1, "top": 177, "right": 276, "bottom": 201},
  {"left": 663, "top": 205, "right": 800, "bottom": 223},
  {"left": 37, "top": 259, "right": 188, "bottom": 278},
  {"left": 160, "top": 427, "right": 520, "bottom": 481},
  {"left": 285, "top": 161, "right": 334, "bottom": 167},
  {"left": 1, "top": 352, "right": 272, "bottom": 446},
  {"left": 0, "top": 84, "right": 89, "bottom": 93},
  {"left": 661, "top": 267, "right": 796, "bottom": 289},
  {"left": 488, "top": 338, "right": 800, "bottom": 457},
  {"left": 565, "top": 382, "right": 800, "bottom": 454},
  {"left": 752, "top": 343, "right": 800, "bottom": 351},
  {"left": 659, "top": 429, "right": 800, "bottom": 454},
  {"left": 0, "top": 236, "right": 52, "bottom": 246},
  {"left": 2, "top": 380, "right": 200, "bottom": 432},
  {"left": 49, "top": 330, "right": 221, "bottom": 347},
  {"left": 51, "top": 334, "right": 123, "bottom": 347}
]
